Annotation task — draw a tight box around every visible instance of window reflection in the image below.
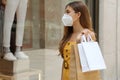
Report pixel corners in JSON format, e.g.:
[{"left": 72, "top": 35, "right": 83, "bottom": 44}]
[
  {"left": 23, "top": 0, "right": 87, "bottom": 50},
  {"left": 0, "top": 0, "right": 98, "bottom": 80}
]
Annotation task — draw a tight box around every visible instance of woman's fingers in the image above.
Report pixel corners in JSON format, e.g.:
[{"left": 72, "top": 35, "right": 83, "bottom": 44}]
[
  {"left": 76, "top": 29, "right": 96, "bottom": 43},
  {"left": 82, "top": 29, "right": 96, "bottom": 41},
  {"left": 81, "top": 29, "right": 91, "bottom": 35}
]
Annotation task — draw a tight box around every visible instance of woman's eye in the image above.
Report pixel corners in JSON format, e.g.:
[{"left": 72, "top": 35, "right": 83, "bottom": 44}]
[
  {"left": 66, "top": 11, "right": 70, "bottom": 14},
  {"left": 66, "top": 12, "right": 69, "bottom": 14},
  {"left": 65, "top": 10, "right": 70, "bottom": 14}
]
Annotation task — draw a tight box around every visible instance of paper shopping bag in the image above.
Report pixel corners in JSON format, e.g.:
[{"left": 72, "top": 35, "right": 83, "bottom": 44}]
[
  {"left": 77, "top": 35, "right": 106, "bottom": 72},
  {"left": 69, "top": 44, "right": 102, "bottom": 80}
]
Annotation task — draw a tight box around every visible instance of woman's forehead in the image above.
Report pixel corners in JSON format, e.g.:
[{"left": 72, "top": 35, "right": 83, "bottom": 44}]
[{"left": 65, "top": 6, "right": 74, "bottom": 11}]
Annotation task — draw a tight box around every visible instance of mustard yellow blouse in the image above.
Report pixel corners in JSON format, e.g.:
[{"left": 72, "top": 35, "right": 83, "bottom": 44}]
[{"left": 62, "top": 42, "right": 76, "bottom": 80}]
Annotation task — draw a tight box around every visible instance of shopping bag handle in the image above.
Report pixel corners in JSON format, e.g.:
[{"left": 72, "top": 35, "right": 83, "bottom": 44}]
[
  {"left": 87, "top": 34, "right": 94, "bottom": 42},
  {"left": 81, "top": 35, "right": 87, "bottom": 42},
  {"left": 81, "top": 34, "right": 93, "bottom": 42}
]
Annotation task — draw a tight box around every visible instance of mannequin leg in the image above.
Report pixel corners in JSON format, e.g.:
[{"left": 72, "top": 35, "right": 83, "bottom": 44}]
[
  {"left": 16, "top": 0, "right": 28, "bottom": 47},
  {"left": 3, "top": 0, "right": 19, "bottom": 61},
  {"left": 3, "top": 0, "right": 19, "bottom": 47},
  {"left": 15, "top": 0, "right": 28, "bottom": 59}
]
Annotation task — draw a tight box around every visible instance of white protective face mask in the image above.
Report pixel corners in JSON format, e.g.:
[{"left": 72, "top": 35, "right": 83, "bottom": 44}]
[{"left": 62, "top": 14, "right": 73, "bottom": 26}]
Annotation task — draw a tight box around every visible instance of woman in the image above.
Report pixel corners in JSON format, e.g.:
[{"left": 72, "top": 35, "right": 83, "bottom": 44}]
[{"left": 59, "top": 1, "right": 101, "bottom": 80}]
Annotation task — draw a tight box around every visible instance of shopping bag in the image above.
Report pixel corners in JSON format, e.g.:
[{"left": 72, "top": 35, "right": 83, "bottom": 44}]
[
  {"left": 69, "top": 44, "right": 102, "bottom": 80},
  {"left": 77, "top": 35, "right": 106, "bottom": 72}
]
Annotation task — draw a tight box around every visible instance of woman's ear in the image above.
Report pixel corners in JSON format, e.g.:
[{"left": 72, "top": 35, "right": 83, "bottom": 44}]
[
  {"left": 74, "top": 12, "right": 81, "bottom": 21},
  {"left": 77, "top": 12, "right": 81, "bottom": 18}
]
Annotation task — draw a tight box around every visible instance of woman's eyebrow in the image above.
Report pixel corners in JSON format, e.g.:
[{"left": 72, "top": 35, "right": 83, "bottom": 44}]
[{"left": 65, "top": 9, "right": 70, "bottom": 13}]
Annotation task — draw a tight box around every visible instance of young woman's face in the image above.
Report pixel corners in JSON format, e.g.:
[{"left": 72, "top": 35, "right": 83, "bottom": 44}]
[{"left": 65, "top": 6, "right": 80, "bottom": 23}]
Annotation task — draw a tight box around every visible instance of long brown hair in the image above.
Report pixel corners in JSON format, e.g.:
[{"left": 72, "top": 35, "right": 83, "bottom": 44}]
[{"left": 59, "top": 1, "right": 93, "bottom": 57}]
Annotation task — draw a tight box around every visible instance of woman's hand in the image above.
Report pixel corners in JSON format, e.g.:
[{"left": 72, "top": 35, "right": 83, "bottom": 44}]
[{"left": 76, "top": 29, "right": 96, "bottom": 43}]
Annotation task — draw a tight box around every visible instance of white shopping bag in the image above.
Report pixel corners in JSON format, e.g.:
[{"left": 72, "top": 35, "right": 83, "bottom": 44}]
[{"left": 77, "top": 35, "right": 106, "bottom": 72}]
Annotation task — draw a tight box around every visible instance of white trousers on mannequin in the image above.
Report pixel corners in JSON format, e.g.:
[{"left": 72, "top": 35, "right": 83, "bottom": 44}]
[{"left": 3, "top": 0, "right": 28, "bottom": 47}]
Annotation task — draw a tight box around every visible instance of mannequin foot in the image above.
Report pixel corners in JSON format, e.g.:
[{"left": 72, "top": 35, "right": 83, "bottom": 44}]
[
  {"left": 15, "top": 51, "right": 29, "bottom": 59},
  {"left": 3, "top": 52, "right": 17, "bottom": 61}
]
